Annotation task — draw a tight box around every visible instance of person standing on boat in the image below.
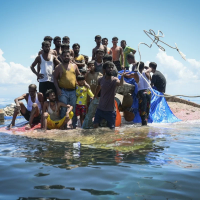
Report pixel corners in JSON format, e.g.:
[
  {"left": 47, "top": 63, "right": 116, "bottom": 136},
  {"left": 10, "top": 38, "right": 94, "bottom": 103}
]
[
  {"left": 54, "top": 50, "right": 81, "bottom": 129},
  {"left": 37, "top": 36, "right": 57, "bottom": 79},
  {"left": 149, "top": 62, "right": 166, "bottom": 93},
  {"left": 111, "top": 37, "right": 124, "bottom": 71},
  {"left": 7, "top": 84, "right": 44, "bottom": 130},
  {"left": 94, "top": 49, "right": 104, "bottom": 73},
  {"left": 43, "top": 89, "right": 73, "bottom": 131},
  {"left": 30, "top": 41, "right": 60, "bottom": 100},
  {"left": 126, "top": 53, "right": 137, "bottom": 72},
  {"left": 124, "top": 61, "right": 151, "bottom": 126},
  {"left": 62, "top": 36, "right": 74, "bottom": 58},
  {"left": 53, "top": 36, "right": 62, "bottom": 56},
  {"left": 120, "top": 40, "right": 136, "bottom": 71},
  {"left": 92, "top": 35, "right": 107, "bottom": 60},
  {"left": 72, "top": 43, "right": 85, "bottom": 72},
  {"left": 58, "top": 43, "right": 74, "bottom": 63},
  {"left": 102, "top": 38, "right": 112, "bottom": 55},
  {"left": 103, "top": 54, "right": 118, "bottom": 77},
  {"left": 93, "top": 61, "right": 125, "bottom": 129},
  {"left": 38, "top": 36, "right": 57, "bottom": 56}
]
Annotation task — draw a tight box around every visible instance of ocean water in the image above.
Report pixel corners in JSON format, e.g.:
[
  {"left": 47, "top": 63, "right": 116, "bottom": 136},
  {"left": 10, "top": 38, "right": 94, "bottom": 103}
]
[{"left": 0, "top": 118, "right": 200, "bottom": 200}]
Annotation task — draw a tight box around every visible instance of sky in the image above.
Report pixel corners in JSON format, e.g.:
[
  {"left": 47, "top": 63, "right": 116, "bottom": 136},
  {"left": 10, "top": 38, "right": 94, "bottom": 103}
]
[{"left": 0, "top": 0, "right": 200, "bottom": 104}]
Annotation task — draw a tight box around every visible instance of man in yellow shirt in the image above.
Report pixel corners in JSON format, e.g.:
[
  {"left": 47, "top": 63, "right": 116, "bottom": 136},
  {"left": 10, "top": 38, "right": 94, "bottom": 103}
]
[
  {"left": 76, "top": 75, "right": 94, "bottom": 126},
  {"left": 72, "top": 43, "right": 85, "bottom": 72}
]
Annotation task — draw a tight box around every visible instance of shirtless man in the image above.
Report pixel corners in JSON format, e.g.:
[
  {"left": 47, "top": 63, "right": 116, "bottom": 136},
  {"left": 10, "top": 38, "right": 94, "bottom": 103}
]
[
  {"left": 53, "top": 36, "right": 62, "bottom": 56},
  {"left": 111, "top": 37, "right": 124, "bottom": 71},
  {"left": 102, "top": 38, "right": 112, "bottom": 55},
  {"left": 54, "top": 50, "right": 81, "bottom": 128},
  {"left": 58, "top": 43, "right": 74, "bottom": 63},
  {"left": 92, "top": 35, "right": 107, "bottom": 60},
  {"left": 31, "top": 41, "right": 60, "bottom": 100},
  {"left": 7, "top": 84, "right": 44, "bottom": 130},
  {"left": 43, "top": 89, "right": 73, "bottom": 131},
  {"left": 62, "top": 36, "right": 74, "bottom": 58}
]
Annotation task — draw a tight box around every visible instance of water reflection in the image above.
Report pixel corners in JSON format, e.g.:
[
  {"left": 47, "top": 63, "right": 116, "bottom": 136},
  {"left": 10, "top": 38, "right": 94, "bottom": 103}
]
[
  {"left": 18, "top": 198, "right": 70, "bottom": 200},
  {"left": 1, "top": 122, "right": 200, "bottom": 200},
  {"left": 0, "top": 128, "right": 167, "bottom": 169}
]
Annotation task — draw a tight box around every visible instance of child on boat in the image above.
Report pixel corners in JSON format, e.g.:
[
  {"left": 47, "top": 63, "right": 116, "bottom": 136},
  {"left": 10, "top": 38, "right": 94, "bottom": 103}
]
[{"left": 76, "top": 75, "right": 94, "bottom": 126}]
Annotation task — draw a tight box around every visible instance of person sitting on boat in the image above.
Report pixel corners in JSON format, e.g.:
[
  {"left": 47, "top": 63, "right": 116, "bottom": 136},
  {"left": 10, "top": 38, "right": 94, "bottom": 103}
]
[
  {"left": 124, "top": 61, "right": 151, "bottom": 126},
  {"left": 42, "top": 89, "right": 73, "bottom": 131},
  {"left": 7, "top": 84, "right": 44, "bottom": 130}
]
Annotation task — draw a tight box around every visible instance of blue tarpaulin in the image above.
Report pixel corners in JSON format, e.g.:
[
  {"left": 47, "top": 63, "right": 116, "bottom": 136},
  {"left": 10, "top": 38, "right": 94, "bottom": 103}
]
[{"left": 118, "top": 70, "right": 181, "bottom": 123}]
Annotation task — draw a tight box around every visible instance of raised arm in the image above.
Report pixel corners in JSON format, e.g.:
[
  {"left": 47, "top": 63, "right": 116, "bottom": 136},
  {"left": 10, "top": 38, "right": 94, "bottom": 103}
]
[
  {"left": 116, "top": 73, "right": 125, "bottom": 86},
  {"left": 124, "top": 72, "right": 139, "bottom": 83}
]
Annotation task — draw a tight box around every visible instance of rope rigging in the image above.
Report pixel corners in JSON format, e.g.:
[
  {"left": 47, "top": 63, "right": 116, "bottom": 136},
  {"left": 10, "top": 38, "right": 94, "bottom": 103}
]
[{"left": 135, "top": 29, "right": 199, "bottom": 98}]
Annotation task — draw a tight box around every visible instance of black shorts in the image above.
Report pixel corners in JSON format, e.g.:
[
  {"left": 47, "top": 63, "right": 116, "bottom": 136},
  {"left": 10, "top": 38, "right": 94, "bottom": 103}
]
[
  {"left": 94, "top": 108, "right": 116, "bottom": 129},
  {"left": 20, "top": 108, "right": 41, "bottom": 123},
  {"left": 113, "top": 61, "right": 122, "bottom": 71},
  {"left": 39, "top": 81, "right": 56, "bottom": 98}
]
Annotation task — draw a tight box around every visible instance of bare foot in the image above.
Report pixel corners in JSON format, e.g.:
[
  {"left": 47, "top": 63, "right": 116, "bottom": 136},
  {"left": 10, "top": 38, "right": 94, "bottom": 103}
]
[
  {"left": 25, "top": 124, "right": 31, "bottom": 130},
  {"left": 7, "top": 124, "right": 13, "bottom": 130}
]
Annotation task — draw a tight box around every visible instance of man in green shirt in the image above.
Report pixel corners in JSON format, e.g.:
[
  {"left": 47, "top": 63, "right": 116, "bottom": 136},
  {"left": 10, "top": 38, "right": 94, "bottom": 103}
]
[{"left": 120, "top": 40, "right": 136, "bottom": 70}]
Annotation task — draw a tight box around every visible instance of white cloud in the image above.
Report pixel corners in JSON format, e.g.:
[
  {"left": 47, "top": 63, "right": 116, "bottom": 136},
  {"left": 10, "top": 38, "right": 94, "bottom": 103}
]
[
  {"left": 155, "top": 49, "right": 200, "bottom": 95},
  {"left": 0, "top": 49, "right": 37, "bottom": 85},
  {"left": 30, "top": 53, "right": 37, "bottom": 59},
  {"left": 156, "top": 49, "right": 199, "bottom": 80}
]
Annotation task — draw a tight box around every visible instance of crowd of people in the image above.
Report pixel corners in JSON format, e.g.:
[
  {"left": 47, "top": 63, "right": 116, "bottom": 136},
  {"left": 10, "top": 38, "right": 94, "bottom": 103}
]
[{"left": 7, "top": 35, "right": 167, "bottom": 130}]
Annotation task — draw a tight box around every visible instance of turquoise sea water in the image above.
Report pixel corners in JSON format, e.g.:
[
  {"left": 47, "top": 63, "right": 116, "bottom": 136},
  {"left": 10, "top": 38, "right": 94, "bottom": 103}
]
[{"left": 0, "top": 118, "right": 200, "bottom": 200}]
